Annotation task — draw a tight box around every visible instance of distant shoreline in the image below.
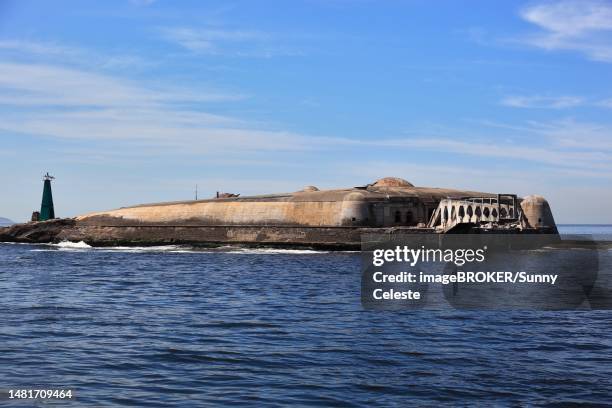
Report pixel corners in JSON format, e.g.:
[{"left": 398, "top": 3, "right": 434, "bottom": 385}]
[{"left": 0, "top": 217, "right": 15, "bottom": 227}]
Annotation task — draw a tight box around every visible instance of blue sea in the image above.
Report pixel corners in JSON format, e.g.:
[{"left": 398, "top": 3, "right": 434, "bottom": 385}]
[{"left": 0, "top": 225, "right": 611, "bottom": 406}]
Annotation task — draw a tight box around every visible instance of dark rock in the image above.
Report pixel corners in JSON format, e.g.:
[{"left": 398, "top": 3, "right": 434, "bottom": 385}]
[{"left": 0, "top": 218, "right": 76, "bottom": 243}]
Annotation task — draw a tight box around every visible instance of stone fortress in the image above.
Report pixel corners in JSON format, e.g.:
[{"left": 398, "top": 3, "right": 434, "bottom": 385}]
[{"left": 0, "top": 177, "right": 557, "bottom": 248}]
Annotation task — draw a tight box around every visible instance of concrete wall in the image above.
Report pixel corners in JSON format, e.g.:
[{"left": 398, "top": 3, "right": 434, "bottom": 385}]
[
  {"left": 78, "top": 199, "right": 371, "bottom": 227},
  {"left": 78, "top": 198, "right": 439, "bottom": 228},
  {"left": 76, "top": 183, "right": 497, "bottom": 229}
]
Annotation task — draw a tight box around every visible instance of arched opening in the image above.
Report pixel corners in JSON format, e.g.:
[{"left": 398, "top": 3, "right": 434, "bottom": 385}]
[
  {"left": 443, "top": 207, "right": 448, "bottom": 223},
  {"left": 483, "top": 207, "right": 490, "bottom": 218},
  {"left": 467, "top": 205, "right": 473, "bottom": 217},
  {"left": 405, "top": 211, "right": 413, "bottom": 225},
  {"left": 492, "top": 208, "right": 498, "bottom": 218},
  {"left": 458, "top": 206, "right": 465, "bottom": 219},
  {"left": 475, "top": 207, "right": 482, "bottom": 217},
  {"left": 500, "top": 208, "right": 508, "bottom": 218}
]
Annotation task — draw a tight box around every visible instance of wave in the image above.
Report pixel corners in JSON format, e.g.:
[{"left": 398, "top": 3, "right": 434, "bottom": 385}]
[
  {"left": 52, "top": 240, "right": 92, "bottom": 249},
  {"left": 29, "top": 242, "right": 332, "bottom": 254}
]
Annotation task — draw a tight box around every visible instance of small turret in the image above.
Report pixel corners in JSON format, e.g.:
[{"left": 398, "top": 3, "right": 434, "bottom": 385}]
[
  {"left": 40, "top": 172, "right": 55, "bottom": 221},
  {"left": 520, "top": 195, "right": 557, "bottom": 233}
]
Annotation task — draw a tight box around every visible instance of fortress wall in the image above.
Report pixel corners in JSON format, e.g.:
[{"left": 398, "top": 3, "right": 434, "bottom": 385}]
[
  {"left": 77, "top": 199, "right": 372, "bottom": 227},
  {"left": 57, "top": 225, "right": 364, "bottom": 248},
  {"left": 74, "top": 180, "right": 505, "bottom": 230}
]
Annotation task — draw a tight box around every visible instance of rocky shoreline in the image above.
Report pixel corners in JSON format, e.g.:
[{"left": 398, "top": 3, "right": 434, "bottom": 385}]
[
  {"left": 0, "top": 219, "right": 364, "bottom": 249},
  {"left": 0, "top": 219, "right": 76, "bottom": 243}
]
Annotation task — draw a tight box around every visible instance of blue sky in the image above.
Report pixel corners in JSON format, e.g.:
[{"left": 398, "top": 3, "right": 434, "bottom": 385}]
[{"left": 1, "top": 0, "right": 611, "bottom": 223}]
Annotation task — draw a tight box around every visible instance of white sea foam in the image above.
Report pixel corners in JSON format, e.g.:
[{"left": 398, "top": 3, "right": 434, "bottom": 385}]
[
  {"left": 53, "top": 240, "right": 92, "bottom": 249},
  {"left": 27, "top": 242, "right": 337, "bottom": 254},
  {"left": 27, "top": 241, "right": 93, "bottom": 252}
]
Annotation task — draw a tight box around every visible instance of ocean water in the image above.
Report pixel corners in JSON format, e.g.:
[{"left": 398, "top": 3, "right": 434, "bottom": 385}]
[
  {"left": 557, "top": 224, "right": 612, "bottom": 235},
  {"left": 0, "top": 226, "right": 611, "bottom": 406}
]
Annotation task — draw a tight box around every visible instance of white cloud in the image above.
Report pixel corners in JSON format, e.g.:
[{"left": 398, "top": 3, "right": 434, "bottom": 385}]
[
  {"left": 500, "top": 95, "right": 584, "bottom": 109},
  {"left": 0, "top": 39, "right": 151, "bottom": 71},
  {"left": 597, "top": 98, "right": 612, "bottom": 109},
  {"left": 0, "top": 62, "right": 246, "bottom": 108},
  {"left": 1, "top": 61, "right": 610, "bottom": 169},
  {"left": 519, "top": 0, "right": 612, "bottom": 62},
  {"left": 371, "top": 136, "right": 612, "bottom": 172},
  {"left": 0, "top": 61, "right": 315, "bottom": 154},
  {"left": 160, "top": 27, "right": 267, "bottom": 53},
  {"left": 1, "top": 41, "right": 610, "bottom": 180},
  {"left": 522, "top": 1, "right": 612, "bottom": 35},
  {"left": 0, "top": 40, "right": 80, "bottom": 58},
  {"left": 159, "top": 27, "right": 303, "bottom": 57},
  {"left": 524, "top": 118, "right": 612, "bottom": 152}
]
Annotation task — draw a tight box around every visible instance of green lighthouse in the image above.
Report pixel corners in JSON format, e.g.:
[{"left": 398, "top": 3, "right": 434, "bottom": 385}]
[{"left": 40, "top": 172, "right": 55, "bottom": 221}]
